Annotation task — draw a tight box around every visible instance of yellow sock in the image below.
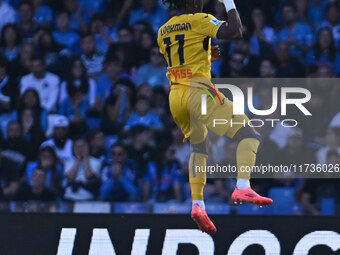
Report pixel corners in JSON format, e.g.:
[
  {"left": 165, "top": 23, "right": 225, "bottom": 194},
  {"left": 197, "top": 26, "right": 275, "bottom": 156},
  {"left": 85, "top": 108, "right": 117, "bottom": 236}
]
[
  {"left": 236, "top": 137, "right": 261, "bottom": 180},
  {"left": 189, "top": 151, "right": 207, "bottom": 201}
]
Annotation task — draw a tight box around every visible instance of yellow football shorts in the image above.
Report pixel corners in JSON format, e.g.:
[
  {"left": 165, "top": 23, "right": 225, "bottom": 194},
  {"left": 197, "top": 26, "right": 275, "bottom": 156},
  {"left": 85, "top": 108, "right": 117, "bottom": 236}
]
[{"left": 169, "top": 83, "right": 249, "bottom": 145}]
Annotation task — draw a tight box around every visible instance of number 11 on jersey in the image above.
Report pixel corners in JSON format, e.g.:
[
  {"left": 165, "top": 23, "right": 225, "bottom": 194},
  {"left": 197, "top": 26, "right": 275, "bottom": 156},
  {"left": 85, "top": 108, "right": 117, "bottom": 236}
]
[{"left": 163, "top": 34, "right": 185, "bottom": 67}]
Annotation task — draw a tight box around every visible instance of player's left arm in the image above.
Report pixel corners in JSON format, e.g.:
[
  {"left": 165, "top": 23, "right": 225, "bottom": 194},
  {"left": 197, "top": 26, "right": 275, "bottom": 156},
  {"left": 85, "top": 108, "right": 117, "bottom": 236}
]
[
  {"left": 196, "top": 0, "right": 242, "bottom": 42},
  {"left": 216, "top": 0, "right": 243, "bottom": 41}
]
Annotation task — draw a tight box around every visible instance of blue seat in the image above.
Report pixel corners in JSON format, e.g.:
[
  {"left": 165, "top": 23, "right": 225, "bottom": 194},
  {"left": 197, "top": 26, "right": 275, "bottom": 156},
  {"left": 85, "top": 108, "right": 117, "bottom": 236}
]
[
  {"left": 321, "top": 198, "right": 335, "bottom": 216},
  {"left": 153, "top": 202, "right": 191, "bottom": 214},
  {"left": 205, "top": 203, "right": 230, "bottom": 215},
  {"left": 114, "top": 202, "right": 148, "bottom": 214},
  {"left": 236, "top": 203, "right": 272, "bottom": 215},
  {"left": 268, "top": 187, "right": 295, "bottom": 215}
]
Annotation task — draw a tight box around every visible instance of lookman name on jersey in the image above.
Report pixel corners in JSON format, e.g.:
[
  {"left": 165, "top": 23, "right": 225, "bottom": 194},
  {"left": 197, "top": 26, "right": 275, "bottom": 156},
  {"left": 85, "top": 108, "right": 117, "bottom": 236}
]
[{"left": 160, "top": 23, "right": 192, "bottom": 36}]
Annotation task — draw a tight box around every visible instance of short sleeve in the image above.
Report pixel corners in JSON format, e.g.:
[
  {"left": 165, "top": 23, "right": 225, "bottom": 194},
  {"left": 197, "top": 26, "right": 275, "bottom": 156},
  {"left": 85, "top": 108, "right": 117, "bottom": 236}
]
[{"left": 195, "top": 13, "right": 226, "bottom": 38}]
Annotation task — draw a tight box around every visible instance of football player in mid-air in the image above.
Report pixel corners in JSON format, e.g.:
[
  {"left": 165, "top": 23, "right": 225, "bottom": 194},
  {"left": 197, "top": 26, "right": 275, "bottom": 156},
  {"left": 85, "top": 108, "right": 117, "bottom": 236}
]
[{"left": 158, "top": 0, "right": 273, "bottom": 234}]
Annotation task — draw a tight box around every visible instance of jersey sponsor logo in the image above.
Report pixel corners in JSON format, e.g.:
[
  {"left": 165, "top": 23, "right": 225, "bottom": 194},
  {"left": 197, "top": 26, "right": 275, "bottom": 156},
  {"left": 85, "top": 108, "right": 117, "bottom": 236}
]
[
  {"left": 160, "top": 23, "right": 192, "bottom": 36},
  {"left": 169, "top": 68, "right": 192, "bottom": 80},
  {"left": 210, "top": 19, "right": 222, "bottom": 27}
]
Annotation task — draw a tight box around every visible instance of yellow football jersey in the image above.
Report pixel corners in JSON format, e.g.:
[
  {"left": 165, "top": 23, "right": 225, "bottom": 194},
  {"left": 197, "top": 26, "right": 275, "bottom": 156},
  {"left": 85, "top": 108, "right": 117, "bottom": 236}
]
[{"left": 157, "top": 13, "right": 226, "bottom": 86}]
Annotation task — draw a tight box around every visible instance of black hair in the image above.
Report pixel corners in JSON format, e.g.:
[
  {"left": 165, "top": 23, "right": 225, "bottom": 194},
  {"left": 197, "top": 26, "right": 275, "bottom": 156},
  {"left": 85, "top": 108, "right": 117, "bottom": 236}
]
[
  {"left": 326, "top": 3, "right": 340, "bottom": 13},
  {"left": 30, "top": 55, "right": 45, "bottom": 65},
  {"left": 104, "top": 55, "right": 121, "bottom": 65},
  {"left": 283, "top": 1, "right": 298, "bottom": 13},
  {"left": 163, "top": 0, "right": 187, "bottom": 9},
  {"left": 118, "top": 24, "right": 133, "bottom": 34},
  {"left": 81, "top": 32, "right": 94, "bottom": 41},
  {"left": 130, "top": 125, "right": 151, "bottom": 136},
  {"left": 1, "top": 24, "right": 21, "bottom": 48},
  {"left": 57, "top": 9, "right": 71, "bottom": 18},
  {"left": 111, "top": 142, "right": 127, "bottom": 151},
  {"left": 19, "top": 1, "right": 33, "bottom": 11},
  {"left": 20, "top": 88, "right": 43, "bottom": 112},
  {"left": 315, "top": 27, "right": 336, "bottom": 62},
  {"left": 38, "top": 146, "right": 58, "bottom": 167},
  {"left": 87, "top": 129, "right": 103, "bottom": 142},
  {"left": 66, "top": 57, "right": 89, "bottom": 98}
]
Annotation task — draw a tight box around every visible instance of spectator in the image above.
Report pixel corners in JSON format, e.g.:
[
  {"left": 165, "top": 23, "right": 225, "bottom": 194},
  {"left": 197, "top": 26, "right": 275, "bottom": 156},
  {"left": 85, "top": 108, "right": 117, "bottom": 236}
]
[
  {"left": 317, "top": 4, "right": 340, "bottom": 48},
  {"left": 275, "top": 41, "right": 306, "bottom": 77},
  {"left": 127, "top": 125, "right": 155, "bottom": 175},
  {"left": 129, "top": 0, "right": 168, "bottom": 33},
  {"left": 80, "top": 33, "right": 105, "bottom": 78},
  {"left": 316, "top": 127, "right": 340, "bottom": 164},
  {"left": 36, "top": 29, "right": 65, "bottom": 79},
  {"left": 300, "top": 150, "right": 340, "bottom": 215},
  {"left": 0, "top": 143, "right": 20, "bottom": 200},
  {"left": 20, "top": 56, "right": 60, "bottom": 113},
  {"left": 276, "top": 2, "right": 314, "bottom": 57},
  {"left": 18, "top": 168, "right": 57, "bottom": 201},
  {"left": 301, "top": 90, "right": 332, "bottom": 145},
  {"left": 138, "top": 29, "right": 155, "bottom": 64},
  {"left": 295, "top": 0, "right": 309, "bottom": 23},
  {"left": 18, "top": 107, "right": 46, "bottom": 161},
  {"left": 0, "top": 24, "right": 21, "bottom": 62},
  {"left": 100, "top": 143, "right": 140, "bottom": 201},
  {"left": 59, "top": 57, "right": 96, "bottom": 137},
  {"left": 90, "top": 14, "right": 112, "bottom": 55},
  {"left": 249, "top": 7, "right": 275, "bottom": 57},
  {"left": 95, "top": 57, "right": 128, "bottom": 110},
  {"left": 53, "top": 11, "right": 81, "bottom": 54},
  {"left": 103, "top": 9, "right": 121, "bottom": 44},
  {"left": 307, "top": 0, "right": 328, "bottom": 28},
  {"left": 0, "top": 0, "right": 16, "bottom": 34},
  {"left": 78, "top": 0, "right": 108, "bottom": 19},
  {"left": 305, "top": 28, "right": 340, "bottom": 76},
  {"left": 136, "top": 45, "right": 168, "bottom": 88},
  {"left": 13, "top": 41, "right": 34, "bottom": 77},
  {"left": 221, "top": 51, "right": 246, "bottom": 78},
  {"left": 150, "top": 87, "right": 170, "bottom": 125},
  {"left": 259, "top": 58, "right": 277, "bottom": 78},
  {"left": 88, "top": 129, "right": 107, "bottom": 168},
  {"left": 171, "top": 125, "right": 190, "bottom": 173},
  {"left": 312, "top": 63, "right": 334, "bottom": 77},
  {"left": 25, "top": 146, "right": 62, "bottom": 194},
  {"left": 101, "top": 79, "right": 134, "bottom": 135},
  {"left": 124, "top": 96, "right": 163, "bottom": 131},
  {"left": 257, "top": 120, "right": 280, "bottom": 166},
  {"left": 228, "top": 39, "right": 260, "bottom": 76},
  {"left": 17, "top": 2, "right": 37, "bottom": 40},
  {"left": 3, "top": 121, "right": 28, "bottom": 159},
  {"left": 63, "top": 0, "right": 89, "bottom": 33},
  {"left": 0, "top": 58, "right": 18, "bottom": 114},
  {"left": 41, "top": 115, "right": 73, "bottom": 162},
  {"left": 63, "top": 137, "right": 101, "bottom": 200},
  {"left": 31, "top": 0, "right": 53, "bottom": 28},
  {"left": 277, "top": 128, "right": 316, "bottom": 176},
  {"left": 143, "top": 144, "right": 183, "bottom": 202},
  {"left": 19, "top": 89, "right": 48, "bottom": 132}
]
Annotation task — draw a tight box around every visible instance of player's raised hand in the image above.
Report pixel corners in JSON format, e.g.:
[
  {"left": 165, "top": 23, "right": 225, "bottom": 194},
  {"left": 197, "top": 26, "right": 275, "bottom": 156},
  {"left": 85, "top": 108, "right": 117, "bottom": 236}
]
[
  {"left": 211, "top": 45, "right": 221, "bottom": 62},
  {"left": 216, "top": 0, "right": 236, "bottom": 11}
]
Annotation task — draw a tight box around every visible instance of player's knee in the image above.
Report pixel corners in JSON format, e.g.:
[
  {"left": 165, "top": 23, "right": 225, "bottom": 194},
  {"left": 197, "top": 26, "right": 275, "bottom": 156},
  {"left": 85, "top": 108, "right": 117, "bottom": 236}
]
[{"left": 234, "top": 126, "right": 261, "bottom": 143}]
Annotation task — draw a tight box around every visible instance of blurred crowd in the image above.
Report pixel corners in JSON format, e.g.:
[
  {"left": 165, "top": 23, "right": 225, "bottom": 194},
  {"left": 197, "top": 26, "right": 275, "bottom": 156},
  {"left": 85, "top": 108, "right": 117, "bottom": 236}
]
[{"left": 0, "top": 0, "right": 339, "bottom": 215}]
